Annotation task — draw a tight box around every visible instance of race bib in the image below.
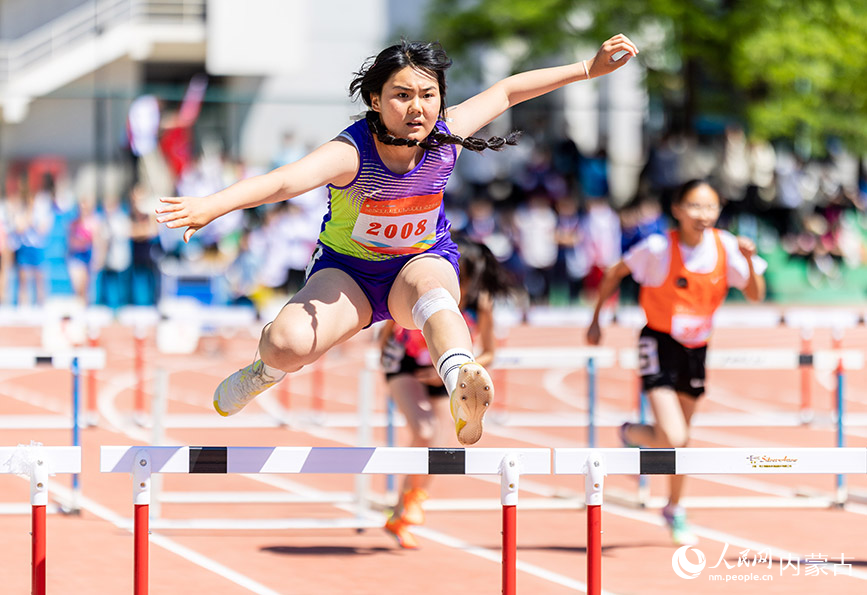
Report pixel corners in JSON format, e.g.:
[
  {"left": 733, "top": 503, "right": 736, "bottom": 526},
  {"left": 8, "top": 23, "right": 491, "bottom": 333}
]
[
  {"left": 671, "top": 314, "right": 713, "bottom": 347},
  {"left": 351, "top": 193, "right": 440, "bottom": 255}
]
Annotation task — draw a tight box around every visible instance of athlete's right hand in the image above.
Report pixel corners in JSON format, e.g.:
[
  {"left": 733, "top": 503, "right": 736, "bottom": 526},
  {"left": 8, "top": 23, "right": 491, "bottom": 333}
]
[
  {"left": 586, "top": 320, "right": 602, "bottom": 345},
  {"left": 155, "top": 196, "right": 216, "bottom": 243}
]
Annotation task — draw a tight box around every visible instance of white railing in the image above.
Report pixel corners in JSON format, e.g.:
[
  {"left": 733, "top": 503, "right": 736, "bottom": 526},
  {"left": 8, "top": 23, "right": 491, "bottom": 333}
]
[{"left": 0, "top": 0, "right": 205, "bottom": 84}]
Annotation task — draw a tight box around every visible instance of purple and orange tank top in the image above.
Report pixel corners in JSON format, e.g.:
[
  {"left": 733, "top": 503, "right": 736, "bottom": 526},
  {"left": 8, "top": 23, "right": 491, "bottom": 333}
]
[{"left": 318, "top": 119, "right": 457, "bottom": 261}]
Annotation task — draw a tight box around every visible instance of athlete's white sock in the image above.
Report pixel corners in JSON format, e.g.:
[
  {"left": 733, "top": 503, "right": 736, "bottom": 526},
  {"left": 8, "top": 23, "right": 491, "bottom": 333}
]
[
  {"left": 436, "top": 349, "right": 474, "bottom": 396},
  {"left": 261, "top": 362, "right": 286, "bottom": 380}
]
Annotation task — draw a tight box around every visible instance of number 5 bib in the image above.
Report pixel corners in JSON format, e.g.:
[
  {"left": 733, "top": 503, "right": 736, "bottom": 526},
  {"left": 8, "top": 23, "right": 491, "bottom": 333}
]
[{"left": 351, "top": 193, "right": 441, "bottom": 255}]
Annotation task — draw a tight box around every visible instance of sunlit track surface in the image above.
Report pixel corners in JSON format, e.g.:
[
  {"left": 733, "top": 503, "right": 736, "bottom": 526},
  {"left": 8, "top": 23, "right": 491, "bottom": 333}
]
[{"left": 2, "top": 308, "right": 867, "bottom": 594}]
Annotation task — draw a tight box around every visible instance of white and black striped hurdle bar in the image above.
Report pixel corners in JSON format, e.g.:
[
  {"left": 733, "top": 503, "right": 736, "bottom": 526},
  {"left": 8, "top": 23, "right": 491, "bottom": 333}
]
[
  {"left": 554, "top": 446, "right": 867, "bottom": 476},
  {"left": 0, "top": 446, "right": 81, "bottom": 595},
  {"left": 0, "top": 347, "right": 105, "bottom": 500},
  {"left": 101, "top": 446, "right": 549, "bottom": 595},
  {"left": 0, "top": 347, "right": 106, "bottom": 370},
  {"left": 554, "top": 447, "right": 867, "bottom": 595}
]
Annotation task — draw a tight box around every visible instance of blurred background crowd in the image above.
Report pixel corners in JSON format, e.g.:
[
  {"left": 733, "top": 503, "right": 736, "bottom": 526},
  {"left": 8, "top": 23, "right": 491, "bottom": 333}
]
[
  {"left": 3, "top": 120, "right": 865, "bottom": 312},
  {"left": 2, "top": 0, "right": 867, "bottom": 314}
]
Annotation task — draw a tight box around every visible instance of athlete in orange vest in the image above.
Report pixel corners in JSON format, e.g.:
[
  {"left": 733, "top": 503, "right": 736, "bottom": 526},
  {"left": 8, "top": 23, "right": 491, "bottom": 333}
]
[{"left": 587, "top": 179, "right": 767, "bottom": 545}]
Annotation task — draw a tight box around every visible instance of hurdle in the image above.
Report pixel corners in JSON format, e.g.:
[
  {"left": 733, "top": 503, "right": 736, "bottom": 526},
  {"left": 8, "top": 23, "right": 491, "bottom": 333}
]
[
  {"left": 0, "top": 303, "right": 114, "bottom": 423},
  {"left": 143, "top": 361, "right": 380, "bottom": 527},
  {"left": 101, "top": 446, "right": 550, "bottom": 595},
  {"left": 618, "top": 343, "right": 864, "bottom": 427},
  {"left": 492, "top": 346, "right": 616, "bottom": 442},
  {"left": 117, "top": 303, "right": 260, "bottom": 421},
  {"left": 378, "top": 345, "right": 612, "bottom": 498},
  {"left": 0, "top": 348, "right": 105, "bottom": 511},
  {"left": 0, "top": 444, "right": 81, "bottom": 595},
  {"left": 553, "top": 446, "right": 867, "bottom": 595},
  {"left": 380, "top": 346, "right": 616, "bottom": 439},
  {"left": 617, "top": 344, "right": 862, "bottom": 509}
]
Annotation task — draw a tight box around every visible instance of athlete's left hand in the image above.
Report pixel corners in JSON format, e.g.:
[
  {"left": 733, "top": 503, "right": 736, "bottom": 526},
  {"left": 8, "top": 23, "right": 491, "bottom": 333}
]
[
  {"left": 737, "top": 237, "right": 757, "bottom": 258},
  {"left": 586, "top": 34, "right": 639, "bottom": 78}
]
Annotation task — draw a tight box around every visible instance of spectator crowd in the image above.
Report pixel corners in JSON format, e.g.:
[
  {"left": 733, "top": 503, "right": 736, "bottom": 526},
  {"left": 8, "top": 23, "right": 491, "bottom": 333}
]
[{"left": 1, "top": 117, "right": 866, "bottom": 312}]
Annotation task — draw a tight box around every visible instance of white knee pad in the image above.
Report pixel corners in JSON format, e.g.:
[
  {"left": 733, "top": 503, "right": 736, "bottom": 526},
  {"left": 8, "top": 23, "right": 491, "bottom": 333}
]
[{"left": 411, "top": 288, "right": 461, "bottom": 331}]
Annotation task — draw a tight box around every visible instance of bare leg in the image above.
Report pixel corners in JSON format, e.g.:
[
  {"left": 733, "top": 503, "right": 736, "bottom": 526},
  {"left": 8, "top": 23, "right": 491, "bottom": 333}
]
[
  {"left": 668, "top": 393, "right": 698, "bottom": 506},
  {"left": 213, "top": 268, "right": 373, "bottom": 417},
  {"left": 18, "top": 268, "right": 29, "bottom": 306},
  {"left": 387, "top": 254, "right": 471, "bottom": 361},
  {"left": 389, "top": 376, "right": 451, "bottom": 518},
  {"left": 624, "top": 388, "right": 699, "bottom": 506},
  {"left": 259, "top": 268, "right": 373, "bottom": 372},
  {"left": 624, "top": 387, "right": 690, "bottom": 448},
  {"left": 388, "top": 254, "right": 493, "bottom": 444}
]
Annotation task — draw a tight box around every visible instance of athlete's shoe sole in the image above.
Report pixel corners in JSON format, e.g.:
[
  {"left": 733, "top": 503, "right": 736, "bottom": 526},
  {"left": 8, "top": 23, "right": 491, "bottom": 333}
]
[{"left": 450, "top": 362, "right": 494, "bottom": 446}]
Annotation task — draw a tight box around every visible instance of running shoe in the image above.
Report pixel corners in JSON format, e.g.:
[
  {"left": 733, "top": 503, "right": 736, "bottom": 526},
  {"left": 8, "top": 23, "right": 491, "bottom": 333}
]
[
  {"left": 400, "top": 488, "right": 428, "bottom": 526},
  {"left": 385, "top": 514, "right": 419, "bottom": 549},
  {"left": 662, "top": 504, "right": 699, "bottom": 546},
  {"left": 213, "top": 359, "right": 284, "bottom": 417},
  {"left": 449, "top": 362, "right": 494, "bottom": 445}
]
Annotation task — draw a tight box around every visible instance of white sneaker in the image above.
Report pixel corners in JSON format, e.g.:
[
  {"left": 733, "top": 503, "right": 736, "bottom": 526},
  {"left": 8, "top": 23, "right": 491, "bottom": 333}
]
[{"left": 213, "top": 360, "right": 284, "bottom": 417}]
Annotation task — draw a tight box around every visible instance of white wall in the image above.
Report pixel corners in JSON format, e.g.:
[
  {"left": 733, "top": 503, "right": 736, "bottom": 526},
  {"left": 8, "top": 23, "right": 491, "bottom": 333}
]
[
  {"left": 1, "top": 57, "right": 139, "bottom": 162},
  {"left": 229, "top": 0, "right": 389, "bottom": 166},
  {"left": 0, "top": 0, "right": 87, "bottom": 39}
]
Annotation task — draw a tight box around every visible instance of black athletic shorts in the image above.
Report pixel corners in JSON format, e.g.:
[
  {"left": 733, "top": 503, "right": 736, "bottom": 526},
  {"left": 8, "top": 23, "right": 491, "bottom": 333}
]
[
  {"left": 638, "top": 326, "right": 707, "bottom": 398},
  {"left": 385, "top": 354, "right": 449, "bottom": 398}
]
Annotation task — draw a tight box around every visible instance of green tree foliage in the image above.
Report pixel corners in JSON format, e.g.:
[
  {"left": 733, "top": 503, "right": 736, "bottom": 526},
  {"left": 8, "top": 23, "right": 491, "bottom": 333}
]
[
  {"left": 426, "top": 0, "right": 867, "bottom": 154},
  {"left": 731, "top": 0, "right": 867, "bottom": 154}
]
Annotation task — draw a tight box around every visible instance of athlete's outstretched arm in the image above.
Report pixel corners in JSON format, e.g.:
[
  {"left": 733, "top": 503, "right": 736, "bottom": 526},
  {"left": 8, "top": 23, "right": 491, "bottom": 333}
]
[
  {"left": 447, "top": 34, "right": 638, "bottom": 139},
  {"left": 586, "top": 260, "right": 632, "bottom": 346},
  {"left": 155, "top": 138, "right": 358, "bottom": 242}
]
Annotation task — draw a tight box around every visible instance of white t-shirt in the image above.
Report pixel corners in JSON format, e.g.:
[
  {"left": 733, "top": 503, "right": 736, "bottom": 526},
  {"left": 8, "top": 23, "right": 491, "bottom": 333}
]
[{"left": 623, "top": 229, "right": 768, "bottom": 290}]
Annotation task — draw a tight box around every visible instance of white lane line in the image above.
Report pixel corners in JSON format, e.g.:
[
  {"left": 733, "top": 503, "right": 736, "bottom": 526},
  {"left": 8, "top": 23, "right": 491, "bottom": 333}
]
[
  {"left": 46, "top": 482, "right": 283, "bottom": 595},
  {"left": 542, "top": 368, "right": 585, "bottom": 408},
  {"left": 409, "top": 523, "right": 618, "bottom": 595},
  {"left": 604, "top": 502, "right": 867, "bottom": 582}
]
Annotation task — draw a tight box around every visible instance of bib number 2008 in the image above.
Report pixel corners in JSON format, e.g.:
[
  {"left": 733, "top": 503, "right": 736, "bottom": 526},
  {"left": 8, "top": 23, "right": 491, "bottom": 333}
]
[{"left": 365, "top": 219, "right": 428, "bottom": 241}]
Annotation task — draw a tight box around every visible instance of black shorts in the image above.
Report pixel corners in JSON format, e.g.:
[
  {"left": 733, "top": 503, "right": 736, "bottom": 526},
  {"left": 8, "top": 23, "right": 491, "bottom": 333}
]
[
  {"left": 385, "top": 355, "right": 449, "bottom": 398},
  {"left": 638, "top": 326, "right": 707, "bottom": 398}
]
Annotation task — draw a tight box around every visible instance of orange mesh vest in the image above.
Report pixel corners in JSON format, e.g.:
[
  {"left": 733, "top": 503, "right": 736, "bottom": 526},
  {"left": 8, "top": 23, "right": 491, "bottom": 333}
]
[{"left": 639, "top": 229, "right": 728, "bottom": 347}]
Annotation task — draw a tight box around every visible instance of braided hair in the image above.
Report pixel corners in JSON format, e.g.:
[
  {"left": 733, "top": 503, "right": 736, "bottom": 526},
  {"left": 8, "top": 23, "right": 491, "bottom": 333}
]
[{"left": 349, "top": 40, "right": 521, "bottom": 153}]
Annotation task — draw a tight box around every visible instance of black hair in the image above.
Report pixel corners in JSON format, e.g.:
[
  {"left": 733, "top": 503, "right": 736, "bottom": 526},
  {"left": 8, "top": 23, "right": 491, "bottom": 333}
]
[
  {"left": 456, "top": 237, "right": 516, "bottom": 304},
  {"left": 349, "top": 40, "right": 521, "bottom": 153},
  {"left": 673, "top": 179, "right": 717, "bottom": 205}
]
